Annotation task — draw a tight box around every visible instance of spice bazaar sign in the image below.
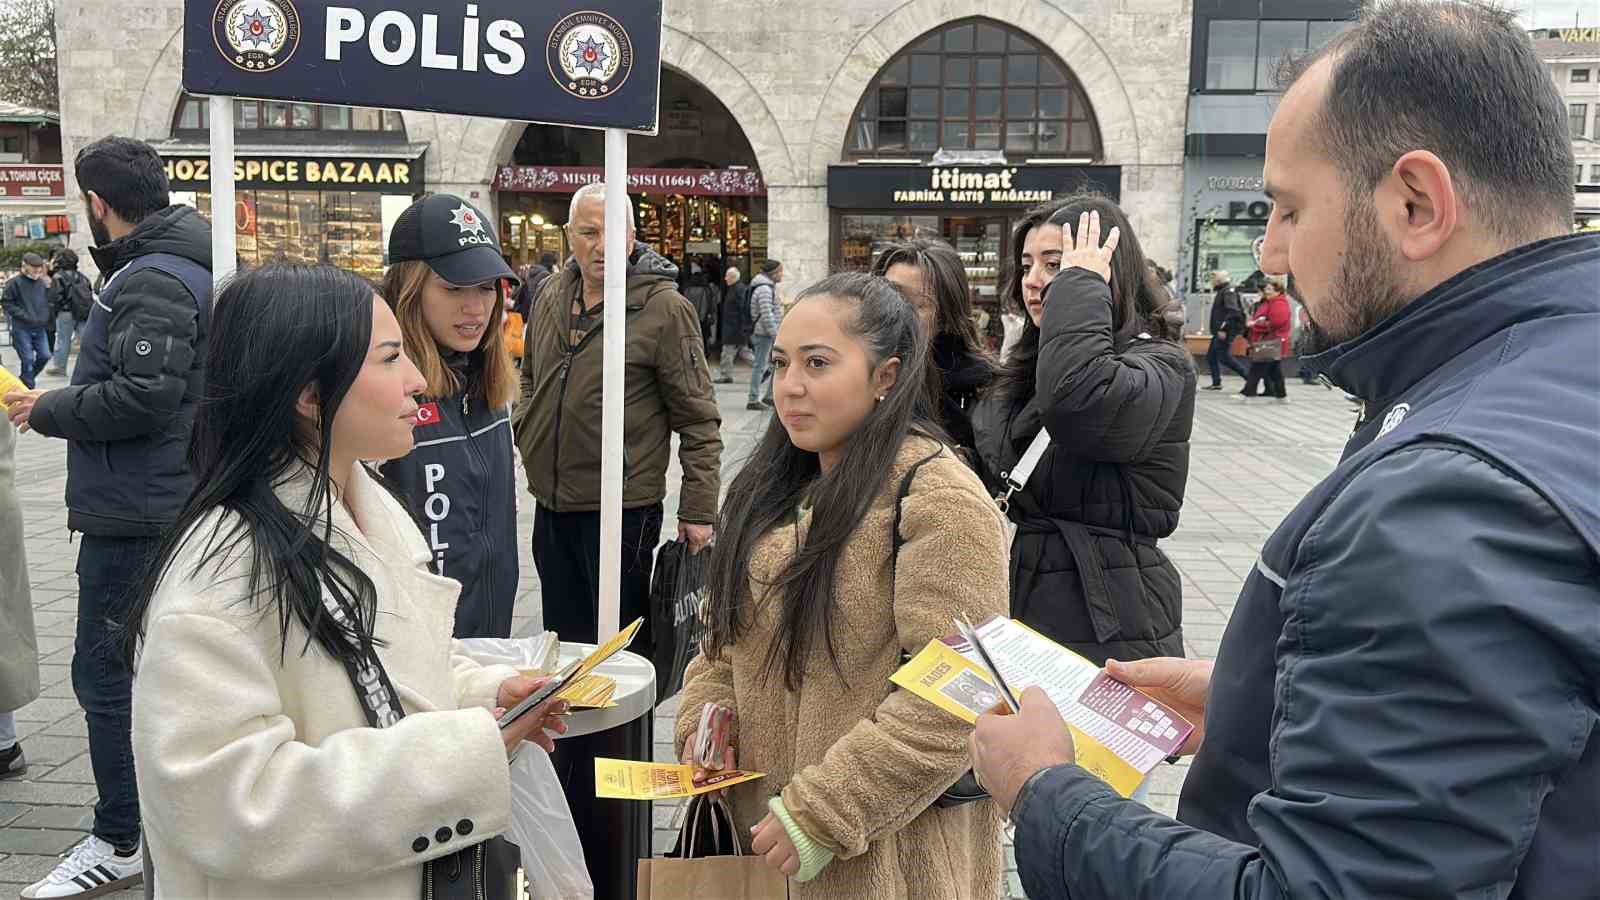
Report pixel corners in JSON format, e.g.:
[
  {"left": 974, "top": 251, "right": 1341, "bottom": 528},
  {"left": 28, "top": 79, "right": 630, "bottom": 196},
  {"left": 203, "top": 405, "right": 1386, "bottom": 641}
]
[
  {"left": 161, "top": 154, "right": 423, "bottom": 191},
  {"left": 495, "top": 165, "right": 764, "bottom": 196}
]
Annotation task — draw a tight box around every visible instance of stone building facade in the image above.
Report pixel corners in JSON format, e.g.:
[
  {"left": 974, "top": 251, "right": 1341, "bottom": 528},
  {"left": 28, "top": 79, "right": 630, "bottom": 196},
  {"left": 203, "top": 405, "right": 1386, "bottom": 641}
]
[{"left": 55, "top": 0, "right": 1190, "bottom": 287}]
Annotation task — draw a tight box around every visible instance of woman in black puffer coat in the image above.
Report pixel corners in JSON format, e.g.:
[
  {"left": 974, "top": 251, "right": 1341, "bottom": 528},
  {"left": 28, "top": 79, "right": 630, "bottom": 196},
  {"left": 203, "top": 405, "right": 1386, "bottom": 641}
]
[{"left": 971, "top": 195, "right": 1196, "bottom": 666}]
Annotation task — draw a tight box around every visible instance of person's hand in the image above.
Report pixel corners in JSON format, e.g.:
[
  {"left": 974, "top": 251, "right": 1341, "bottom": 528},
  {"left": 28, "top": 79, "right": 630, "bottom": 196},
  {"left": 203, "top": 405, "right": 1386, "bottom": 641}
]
[
  {"left": 493, "top": 675, "right": 570, "bottom": 755},
  {"left": 750, "top": 812, "right": 800, "bottom": 877},
  {"left": 970, "top": 686, "right": 1075, "bottom": 815},
  {"left": 1105, "top": 657, "right": 1212, "bottom": 756},
  {"left": 678, "top": 522, "right": 714, "bottom": 555},
  {"left": 679, "top": 728, "right": 737, "bottom": 785},
  {"left": 3, "top": 388, "right": 45, "bottom": 433},
  {"left": 1062, "top": 210, "right": 1120, "bottom": 284}
]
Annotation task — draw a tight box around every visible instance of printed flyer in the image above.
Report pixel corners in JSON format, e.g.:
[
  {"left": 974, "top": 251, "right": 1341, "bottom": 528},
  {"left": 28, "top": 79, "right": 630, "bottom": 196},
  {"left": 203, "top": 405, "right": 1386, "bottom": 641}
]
[
  {"left": 594, "top": 759, "right": 765, "bottom": 800},
  {"left": 892, "top": 616, "right": 1194, "bottom": 797}
]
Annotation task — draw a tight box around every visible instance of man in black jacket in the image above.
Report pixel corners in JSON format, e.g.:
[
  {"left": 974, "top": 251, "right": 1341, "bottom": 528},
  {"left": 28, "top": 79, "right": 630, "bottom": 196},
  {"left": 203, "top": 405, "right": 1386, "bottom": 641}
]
[
  {"left": 1, "top": 253, "right": 52, "bottom": 387},
  {"left": 971, "top": 4, "right": 1599, "bottom": 898},
  {"left": 5, "top": 136, "right": 210, "bottom": 897},
  {"left": 715, "top": 265, "right": 749, "bottom": 383},
  {"left": 45, "top": 248, "right": 93, "bottom": 376},
  {"left": 1202, "top": 270, "right": 1248, "bottom": 389}
]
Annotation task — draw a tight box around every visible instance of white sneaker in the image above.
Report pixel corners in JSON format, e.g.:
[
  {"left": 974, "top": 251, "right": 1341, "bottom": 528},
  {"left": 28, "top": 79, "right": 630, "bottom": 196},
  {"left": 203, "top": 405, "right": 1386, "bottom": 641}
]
[{"left": 21, "top": 836, "right": 143, "bottom": 898}]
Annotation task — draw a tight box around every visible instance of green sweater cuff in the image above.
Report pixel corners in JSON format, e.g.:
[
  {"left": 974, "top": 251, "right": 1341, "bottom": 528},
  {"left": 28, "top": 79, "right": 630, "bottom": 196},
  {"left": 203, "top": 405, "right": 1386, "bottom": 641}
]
[{"left": 767, "top": 796, "right": 834, "bottom": 883}]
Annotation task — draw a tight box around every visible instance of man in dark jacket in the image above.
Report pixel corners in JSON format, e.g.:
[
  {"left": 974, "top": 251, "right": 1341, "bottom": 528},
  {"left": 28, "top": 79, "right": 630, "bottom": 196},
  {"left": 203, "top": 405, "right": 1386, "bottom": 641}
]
[
  {"left": 715, "top": 265, "right": 749, "bottom": 384},
  {"left": 1, "top": 253, "right": 52, "bottom": 387},
  {"left": 970, "top": 5, "right": 1599, "bottom": 898},
  {"left": 1202, "top": 270, "right": 1248, "bottom": 389},
  {"left": 45, "top": 248, "right": 93, "bottom": 376},
  {"left": 5, "top": 136, "right": 210, "bottom": 896},
  {"left": 512, "top": 182, "right": 722, "bottom": 659}
]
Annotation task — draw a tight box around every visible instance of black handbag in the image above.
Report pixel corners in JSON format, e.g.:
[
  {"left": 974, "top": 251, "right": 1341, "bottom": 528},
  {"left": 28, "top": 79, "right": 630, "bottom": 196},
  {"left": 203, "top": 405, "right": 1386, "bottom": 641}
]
[
  {"left": 650, "top": 538, "right": 710, "bottom": 704},
  {"left": 320, "top": 588, "right": 518, "bottom": 900},
  {"left": 667, "top": 792, "right": 742, "bottom": 859}
]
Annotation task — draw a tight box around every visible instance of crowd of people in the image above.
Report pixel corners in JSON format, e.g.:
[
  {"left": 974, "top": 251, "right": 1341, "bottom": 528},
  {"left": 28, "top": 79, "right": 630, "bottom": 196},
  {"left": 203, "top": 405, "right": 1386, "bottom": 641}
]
[{"left": 0, "top": 1, "right": 1595, "bottom": 898}]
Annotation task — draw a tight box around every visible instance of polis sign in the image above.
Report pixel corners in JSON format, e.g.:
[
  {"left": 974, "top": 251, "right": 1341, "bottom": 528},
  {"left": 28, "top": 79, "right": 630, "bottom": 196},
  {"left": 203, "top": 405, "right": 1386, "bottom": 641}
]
[
  {"left": 161, "top": 153, "right": 423, "bottom": 191},
  {"left": 184, "top": 0, "right": 664, "bottom": 132}
]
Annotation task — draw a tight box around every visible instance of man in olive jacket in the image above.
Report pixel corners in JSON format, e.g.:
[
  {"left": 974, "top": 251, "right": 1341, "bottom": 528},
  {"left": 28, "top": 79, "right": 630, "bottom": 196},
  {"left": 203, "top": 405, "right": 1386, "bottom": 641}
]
[{"left": 513, "top": 183, "right": 722, "bottom": 660}]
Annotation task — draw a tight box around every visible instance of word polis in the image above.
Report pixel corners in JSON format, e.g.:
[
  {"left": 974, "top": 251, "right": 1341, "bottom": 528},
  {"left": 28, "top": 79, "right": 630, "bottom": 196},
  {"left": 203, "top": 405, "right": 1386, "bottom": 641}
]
[{"left": 893, "top": 167, "right": 1054, "bottom": 204}]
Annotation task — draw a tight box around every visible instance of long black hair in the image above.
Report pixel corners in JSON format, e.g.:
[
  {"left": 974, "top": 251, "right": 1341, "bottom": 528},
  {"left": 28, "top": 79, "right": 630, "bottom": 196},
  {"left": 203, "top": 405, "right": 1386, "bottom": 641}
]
[
  {"left": 125, "top": 264, "right": 388, "bottom": 670},
  {"left": 702, "top": 272, "right": 942, "bottom": 691},
  {"left": 993, "top": 193, "right": 1184, "bottom": 404},
  {"left": 871, "top": 237, "right": 996, "bottom": 414}
]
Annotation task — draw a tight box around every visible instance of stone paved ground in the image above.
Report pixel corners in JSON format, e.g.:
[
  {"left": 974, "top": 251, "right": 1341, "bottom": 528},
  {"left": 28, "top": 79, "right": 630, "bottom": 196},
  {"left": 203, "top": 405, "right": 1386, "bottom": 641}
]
[{"left": 1, "top": 358, "right": 1357, "bottom": 899}]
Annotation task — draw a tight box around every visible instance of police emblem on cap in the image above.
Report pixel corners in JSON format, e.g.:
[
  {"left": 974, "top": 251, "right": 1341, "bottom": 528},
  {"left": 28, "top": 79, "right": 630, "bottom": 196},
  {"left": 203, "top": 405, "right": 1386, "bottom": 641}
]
[
  {"left": 448, "top": 203, "right": 494, "bottom": 248},
  {"left": 212, "top": 0, "right": 301, "bottom": 73},
  {"left": 547, "top": 11, "right": 634, "bottom": 100},
  {"left": 134, "top": 340, "right": 153, "bottom": 357}
]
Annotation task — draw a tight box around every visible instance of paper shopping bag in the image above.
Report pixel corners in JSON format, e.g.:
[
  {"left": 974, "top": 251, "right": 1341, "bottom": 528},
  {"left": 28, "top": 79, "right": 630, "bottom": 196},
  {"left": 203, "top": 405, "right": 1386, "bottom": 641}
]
[{"left": 636, "top": 856, "right": 788, "bottom": 900}]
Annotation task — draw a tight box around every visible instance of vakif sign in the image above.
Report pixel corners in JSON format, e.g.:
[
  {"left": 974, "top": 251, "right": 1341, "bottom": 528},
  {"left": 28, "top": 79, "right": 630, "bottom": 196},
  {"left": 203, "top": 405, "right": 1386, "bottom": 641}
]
[{"left": 184, "top": 0, "right": 664, "bottom": 132}]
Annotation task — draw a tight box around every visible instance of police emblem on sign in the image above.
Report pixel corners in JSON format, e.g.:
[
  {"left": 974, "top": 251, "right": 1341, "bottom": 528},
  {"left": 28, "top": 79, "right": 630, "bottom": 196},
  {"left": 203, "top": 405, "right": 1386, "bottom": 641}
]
[
  {"left": 547, "top": 11, "right": 634, "bottom": 100},
  {"left": 212, "top": 0, "right": 301, "bottom": 73}
]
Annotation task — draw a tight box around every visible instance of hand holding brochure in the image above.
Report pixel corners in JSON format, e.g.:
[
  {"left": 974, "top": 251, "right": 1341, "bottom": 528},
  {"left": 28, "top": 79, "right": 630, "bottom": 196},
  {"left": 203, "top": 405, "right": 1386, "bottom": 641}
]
[
  {"left": 892, "top": 615, "right": 1194, "bottom": 797},
  {"left": 497, "top": 617, "right": 642, "bottom": 728}
]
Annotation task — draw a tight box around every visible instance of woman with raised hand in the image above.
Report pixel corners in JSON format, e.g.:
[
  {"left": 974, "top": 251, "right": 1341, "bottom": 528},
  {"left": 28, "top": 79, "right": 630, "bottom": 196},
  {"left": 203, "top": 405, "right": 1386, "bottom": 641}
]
[
  {"left": 971, "top": 195, "right": 1196, "bottom": 675},
  {"left": 675, "top": 271, "right": 1008, "bottom": 898}
]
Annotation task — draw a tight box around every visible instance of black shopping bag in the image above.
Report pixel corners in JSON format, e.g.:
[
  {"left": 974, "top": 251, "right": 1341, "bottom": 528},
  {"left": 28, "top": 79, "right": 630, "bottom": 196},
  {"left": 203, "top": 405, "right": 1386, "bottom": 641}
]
[{"left": 650, "top": 538, "right": 708, "bottom": 704}]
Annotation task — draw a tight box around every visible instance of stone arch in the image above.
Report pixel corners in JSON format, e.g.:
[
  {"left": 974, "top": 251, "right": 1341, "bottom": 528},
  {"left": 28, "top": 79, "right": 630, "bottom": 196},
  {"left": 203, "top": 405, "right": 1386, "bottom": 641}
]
[
  {"left": 131, "top": 25, "right": 188, "bottom": 142},
  {"left": 808, "top": 0, "right": 1142, "bottom": 183},
  {"left": 469, "top": 24, "right": 798, "bottom": 187}
]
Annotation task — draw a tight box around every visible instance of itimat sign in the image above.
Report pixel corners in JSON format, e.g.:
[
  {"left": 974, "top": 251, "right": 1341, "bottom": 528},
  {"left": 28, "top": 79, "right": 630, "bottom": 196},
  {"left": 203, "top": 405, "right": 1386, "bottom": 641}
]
[
  {"left": 828, "top": 163, "right": 1122, "bottom": 211},
  {"left": 185, "top": 0, "right": 665, "bottom": 132}
]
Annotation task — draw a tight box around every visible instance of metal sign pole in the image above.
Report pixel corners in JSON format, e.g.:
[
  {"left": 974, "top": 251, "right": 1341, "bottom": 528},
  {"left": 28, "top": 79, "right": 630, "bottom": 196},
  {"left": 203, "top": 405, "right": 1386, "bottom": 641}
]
[
  {"left": 207, "top": 96, "right": 236, "bottom": 287},
  {"left": 597, "top": 126, "right": 628, "bottom": 641}
]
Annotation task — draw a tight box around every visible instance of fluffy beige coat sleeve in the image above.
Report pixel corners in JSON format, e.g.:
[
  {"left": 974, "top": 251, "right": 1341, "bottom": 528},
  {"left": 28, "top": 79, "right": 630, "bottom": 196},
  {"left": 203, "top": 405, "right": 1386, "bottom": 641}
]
[{"left": 779, "top": 475, "right": 1009, "bottom": 858}]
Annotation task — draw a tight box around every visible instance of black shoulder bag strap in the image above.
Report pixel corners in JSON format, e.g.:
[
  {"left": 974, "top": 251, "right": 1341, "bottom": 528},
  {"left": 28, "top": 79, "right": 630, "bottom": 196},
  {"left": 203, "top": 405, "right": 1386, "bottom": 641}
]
[
  {"left": 315, "top": 586, "right": 515, "bottom": 900},
  {"left": 885, "top": 449, "right": 992, "bottom": 809}
]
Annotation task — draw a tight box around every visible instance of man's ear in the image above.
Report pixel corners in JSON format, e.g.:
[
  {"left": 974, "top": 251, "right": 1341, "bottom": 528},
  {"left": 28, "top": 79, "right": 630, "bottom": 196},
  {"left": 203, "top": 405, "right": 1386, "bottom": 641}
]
[{"left": 1383, "top": 150, "right": 1460, "bottom": 263}]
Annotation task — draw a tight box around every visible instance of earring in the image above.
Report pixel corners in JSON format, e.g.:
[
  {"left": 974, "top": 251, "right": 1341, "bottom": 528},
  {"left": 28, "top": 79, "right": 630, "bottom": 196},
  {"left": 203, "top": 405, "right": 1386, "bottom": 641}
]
[{"left": 876, "top": 395, "right": 886, "bottom": 403}]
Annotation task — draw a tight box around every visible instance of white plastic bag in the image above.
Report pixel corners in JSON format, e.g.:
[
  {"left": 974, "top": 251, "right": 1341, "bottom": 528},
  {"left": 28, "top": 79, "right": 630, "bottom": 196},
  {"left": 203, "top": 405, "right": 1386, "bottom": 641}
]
[
  {"left": 457, "top": 633, "right": 561, "bottom": 674},
  {"left": 505, "top": 744, "right": 593, "bottom": 900}
]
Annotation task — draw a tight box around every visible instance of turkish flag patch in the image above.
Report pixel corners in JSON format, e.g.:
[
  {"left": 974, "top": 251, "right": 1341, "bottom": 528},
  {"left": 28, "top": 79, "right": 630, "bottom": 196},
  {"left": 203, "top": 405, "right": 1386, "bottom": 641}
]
[{"left": 415, "top": 402, "right": 442, "bottom": 426}]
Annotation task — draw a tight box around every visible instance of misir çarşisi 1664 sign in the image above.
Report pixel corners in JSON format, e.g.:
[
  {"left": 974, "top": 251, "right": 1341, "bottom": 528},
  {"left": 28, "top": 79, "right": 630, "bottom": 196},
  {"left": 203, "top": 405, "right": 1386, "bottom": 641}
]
[{"left": 184, "top": 0, "right": 664, "bottom": 133}]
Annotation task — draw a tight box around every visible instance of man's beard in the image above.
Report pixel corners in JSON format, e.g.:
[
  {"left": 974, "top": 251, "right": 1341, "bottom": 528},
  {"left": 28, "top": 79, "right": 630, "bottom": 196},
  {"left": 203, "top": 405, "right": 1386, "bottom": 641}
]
[
  {"left": 85, "top": 206, "right": 112, "bottom": 248},
  {"left": 1293, "top": 192, "right": 1414, "bottom": 357}
]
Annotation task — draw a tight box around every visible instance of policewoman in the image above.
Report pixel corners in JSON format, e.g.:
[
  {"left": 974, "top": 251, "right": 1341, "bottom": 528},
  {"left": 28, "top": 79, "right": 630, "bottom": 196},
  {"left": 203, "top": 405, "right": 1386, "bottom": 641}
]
[{"left": 378, "top": 195, "right": 522, "bottom": 638}]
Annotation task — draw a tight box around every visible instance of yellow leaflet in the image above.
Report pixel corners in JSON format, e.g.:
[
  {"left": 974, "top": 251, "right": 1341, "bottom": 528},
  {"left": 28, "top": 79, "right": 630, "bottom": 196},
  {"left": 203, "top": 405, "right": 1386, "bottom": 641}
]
[
  {"left": 0, "top": 366, "right": 24, "bottom": 410},
  {"left": 553, "top": 673, "right": 618, "bottom": 709},
  {"left": 890, "top": 640, "right": 1144, "bottom": 798},
  {"left": 594, "top": 759, "right": 766, "bottom": 800}
]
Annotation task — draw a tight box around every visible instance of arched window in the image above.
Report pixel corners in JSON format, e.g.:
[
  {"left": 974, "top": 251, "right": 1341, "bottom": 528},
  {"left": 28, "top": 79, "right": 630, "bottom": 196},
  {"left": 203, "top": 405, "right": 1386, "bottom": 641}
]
[
  {"left": 172, "top": 93, "right": 404, "bottom": 136},
  {"left": 846, "top": 18, "right": 1101, "bottom": 159}
]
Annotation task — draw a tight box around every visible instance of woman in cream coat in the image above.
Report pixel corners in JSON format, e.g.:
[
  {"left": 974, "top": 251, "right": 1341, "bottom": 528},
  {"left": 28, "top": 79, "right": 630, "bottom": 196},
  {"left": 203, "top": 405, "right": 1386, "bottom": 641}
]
[{"left": 127, "top": 265, "right": 568, "bottom": 899}]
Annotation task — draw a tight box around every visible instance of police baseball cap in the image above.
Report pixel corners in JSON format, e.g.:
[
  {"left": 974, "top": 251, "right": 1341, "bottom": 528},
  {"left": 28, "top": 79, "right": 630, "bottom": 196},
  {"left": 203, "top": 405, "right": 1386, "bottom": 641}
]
[{"left": 388, "top": 194, "right": 520, "bottom": 288}]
